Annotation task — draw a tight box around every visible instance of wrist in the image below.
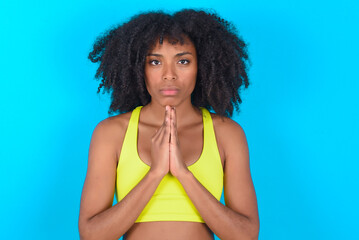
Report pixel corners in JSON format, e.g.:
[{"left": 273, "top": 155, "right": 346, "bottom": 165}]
[
  {"left": 148, "top": 168, "right": 167, "bottom": 180},
  {"left": 176, "top": 169, "right": 193, "bottom": 182}
]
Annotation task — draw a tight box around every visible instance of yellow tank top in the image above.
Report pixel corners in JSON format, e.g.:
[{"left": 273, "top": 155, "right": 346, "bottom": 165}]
[{"left": 115, "top": 106, "right": 223, "bottom": 223}]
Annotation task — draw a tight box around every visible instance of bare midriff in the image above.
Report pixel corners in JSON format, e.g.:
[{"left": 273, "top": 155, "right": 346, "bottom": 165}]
[{"left": 123, "top": 221, "right": 214, "bottom": 240}]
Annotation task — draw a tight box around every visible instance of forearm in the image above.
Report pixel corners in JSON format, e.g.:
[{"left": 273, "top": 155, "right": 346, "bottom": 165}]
[
  {"left": 80, "top": 170, "right": 163, "bottom": 240},
  {"left": 178, "top": 171, "right": 259, "bottom": 240}
]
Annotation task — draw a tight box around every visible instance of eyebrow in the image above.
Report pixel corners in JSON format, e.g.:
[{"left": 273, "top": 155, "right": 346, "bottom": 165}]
[{"left": 146, "top": 52, "right": 193, "bottom": 57}]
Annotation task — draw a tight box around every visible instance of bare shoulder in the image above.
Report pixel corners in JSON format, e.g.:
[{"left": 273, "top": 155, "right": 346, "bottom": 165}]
[
  {"left": 209, "top": 112, "right": 248, "bottom": 167},
  {"left": 91, "top": 111, "right": 133, "bottom": 164},
  {"left": 210, "top": 113, "right": 246, "bottom": 135},
  {"left": 94, "top": 111, "right": 132, "bottom": 134}
]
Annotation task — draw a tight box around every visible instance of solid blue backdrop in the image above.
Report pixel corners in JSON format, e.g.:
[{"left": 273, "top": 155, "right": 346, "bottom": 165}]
[{"left": 0, "top": 0, "right": 358, "bottom": 239}]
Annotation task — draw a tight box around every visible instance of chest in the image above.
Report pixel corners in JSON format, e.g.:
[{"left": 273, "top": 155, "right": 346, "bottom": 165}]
[{"left": 137, "top": 122, "right": 206, "bottom": 167}]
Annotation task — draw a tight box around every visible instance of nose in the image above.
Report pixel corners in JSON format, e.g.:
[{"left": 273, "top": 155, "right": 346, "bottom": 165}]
[{"left": 162, "top": 62, "right": 177, "bottom": 81}]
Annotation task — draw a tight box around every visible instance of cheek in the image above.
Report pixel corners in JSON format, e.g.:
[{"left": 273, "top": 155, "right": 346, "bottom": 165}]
[
  {"left": 144, "top": 79, "right": 154, "bottom": 97},
  {"left": 144, "top": 68, "right": 153, "bottom": 86},
  {"left": 187, "top": 67, "right": 198, "bottom": 87},
  {"left": 145, "top": 67, "right": 161, "bottom": 82},
  {"left": 144, "top": 70, "right": 160, "bottom": 96}
]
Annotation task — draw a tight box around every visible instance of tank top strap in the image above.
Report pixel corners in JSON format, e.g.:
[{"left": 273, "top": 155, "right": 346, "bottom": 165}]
[
  {"left": 200, "top": 107, "right": 218, "bottom": 152},
  {"left": 198, "top": 107, "right": 223, "bottom": 173},
  {"left": 128, "top": 105, "right": 143, "bottom": 135},
  {"left": 119, "top": 106, "right": 143, "bottom": 163}
]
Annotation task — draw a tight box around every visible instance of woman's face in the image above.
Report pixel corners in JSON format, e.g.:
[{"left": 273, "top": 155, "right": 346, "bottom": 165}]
[{"left": 144, "top": 37, "right": 198, "bottom": 107}]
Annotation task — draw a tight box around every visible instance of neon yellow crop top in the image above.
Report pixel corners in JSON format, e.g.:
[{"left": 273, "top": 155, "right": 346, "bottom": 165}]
[{"left": 115, "top": 106, "right": 223, "bottom": 223}]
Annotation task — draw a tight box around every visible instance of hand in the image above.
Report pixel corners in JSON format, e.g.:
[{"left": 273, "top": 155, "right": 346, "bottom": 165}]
[
  {"left": 150, "top": 105, "right": 171, "bottom": 178},
  {"left": 169, "top": 107, "right": 190, "bottom": 178}
]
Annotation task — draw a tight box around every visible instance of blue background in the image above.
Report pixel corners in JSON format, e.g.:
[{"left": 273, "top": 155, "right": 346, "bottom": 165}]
[{"left": 0, "top": 0, "right": 358, "bottom": 239}]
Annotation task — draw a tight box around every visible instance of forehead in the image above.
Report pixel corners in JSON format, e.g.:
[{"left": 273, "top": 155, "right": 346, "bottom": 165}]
[{"left": 148, "top": 37, "right": 196, "bottom": 53}]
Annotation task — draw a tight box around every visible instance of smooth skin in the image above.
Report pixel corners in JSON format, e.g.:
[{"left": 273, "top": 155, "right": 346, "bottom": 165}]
[{"left": 78, "top": 38, "right": 259, "bottom": 240}]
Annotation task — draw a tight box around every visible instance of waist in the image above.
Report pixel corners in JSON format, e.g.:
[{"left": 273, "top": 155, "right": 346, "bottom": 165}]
[{"left": 124, "top": 221, "right": 214, "bottom": 240}]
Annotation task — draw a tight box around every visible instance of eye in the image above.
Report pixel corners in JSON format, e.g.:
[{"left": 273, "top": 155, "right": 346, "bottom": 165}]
[
  {"left": 149, "top": 59, "right": 161, "bottom": 66},
  {"left": 178, "top": 59, "right": 190, "bottom": 65}
]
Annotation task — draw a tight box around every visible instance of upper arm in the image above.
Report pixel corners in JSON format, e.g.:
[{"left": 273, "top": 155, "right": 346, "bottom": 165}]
[
  {"left": 220, "top": 119, "right": 259, "bottom": 225},
  {"left": 79, "top": 119, "right": 122, "bottom": 224}
]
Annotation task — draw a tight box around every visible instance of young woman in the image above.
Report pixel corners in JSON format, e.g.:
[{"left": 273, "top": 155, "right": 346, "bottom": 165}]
[{"left": 78, "top": 9, "right": 259, "bottom": 240}]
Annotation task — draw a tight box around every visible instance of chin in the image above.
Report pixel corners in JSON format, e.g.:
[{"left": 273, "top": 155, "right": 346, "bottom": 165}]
[{"left": 160, "top": 99, "right": 180, "bottom": 108}]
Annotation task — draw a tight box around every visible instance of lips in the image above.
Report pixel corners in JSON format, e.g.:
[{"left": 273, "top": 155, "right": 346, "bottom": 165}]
[
  {"left": 160, "top": 86, "right": 179, "bottom": 91},
  {"left": 160, "top": 86, "right": 179, "bottom": 96}
]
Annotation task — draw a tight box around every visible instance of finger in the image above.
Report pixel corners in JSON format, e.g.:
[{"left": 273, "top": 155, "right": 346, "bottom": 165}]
[
  {"left": 154, "top": 108, "right": 168, "bottom": 139},
  {"left": 169, "top": 107, "right": 173, "bottom": 144},
  {"left": 165, "top": 117, "right": 171, "bottom": 143},
  {"left": 161, "top": 108, "right": 171, "bottom": 143},
  {"left": 157, "top": 106, "right": 168, "bottom": 132},
  {"left": 154, "top": 116, "right": 166, "bottom": 138},
  {"left": 170, "top": 108, "right": 176, "bottom": 144},
  {"left": 173, "top": 107, "right": 177, "bottom": 130},
  {"left": 163, "top": 105, "right": 169, "bottom": 124},
  {"left": 167, "top": 106, "right": 171, "bottom": 143},
  {"left": 170, "top": 110, "right": 173, "bottom": 144},
  {"left": 153, "top": 123, "right": 163, "bottom": 138},
  {"left": 172, "top": 108, "right": 179, "bottom": 145}
]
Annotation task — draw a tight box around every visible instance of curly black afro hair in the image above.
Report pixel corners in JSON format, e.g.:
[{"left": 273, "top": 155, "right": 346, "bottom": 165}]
[{"left": 88, "top": 9, "right": 250, "bottom": 118}]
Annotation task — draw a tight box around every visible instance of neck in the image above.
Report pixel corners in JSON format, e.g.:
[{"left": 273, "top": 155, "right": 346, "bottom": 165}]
[{"left": 141, "top": 99, "right": 201, "bottom": 129}]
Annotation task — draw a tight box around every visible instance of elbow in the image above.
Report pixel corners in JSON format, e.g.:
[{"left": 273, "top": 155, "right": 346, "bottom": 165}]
[
  {"left": 78, "top": 218, "right": 94, "bottom": 240},
  {"left": 248, "top": 218, "right": 260, "bottom": 240},
  {"left": 234, "top": 218, "right": 259, "bottom": 240},
  {"left": 78, "top": 223, "right": 89, "bottom": 240},
  {"left": 78, "top": 217, "right": 123, "bottom": 240}
]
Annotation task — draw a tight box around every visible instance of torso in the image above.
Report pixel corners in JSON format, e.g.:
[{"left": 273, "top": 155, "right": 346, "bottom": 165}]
[
  {"left": 111, "top": 107, "right": 226, "bottom": 240},
  {"left": 124, "top": 221, "right": 214, "bottom": 240}
]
